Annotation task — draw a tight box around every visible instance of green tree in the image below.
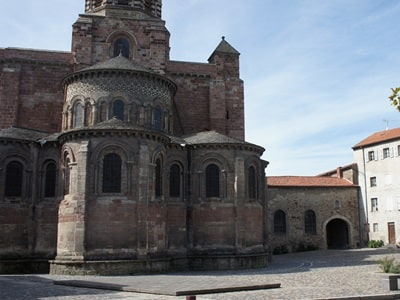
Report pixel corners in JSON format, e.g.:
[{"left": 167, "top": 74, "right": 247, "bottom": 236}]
[{"left": 389, "top": 87, "right": 400, "bottom": 112}]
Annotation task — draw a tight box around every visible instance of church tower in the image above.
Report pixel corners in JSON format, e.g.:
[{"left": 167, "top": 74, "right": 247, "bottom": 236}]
[
  {"left": 72, "top": 0, "right": 168, "bottom": 73},
  {"left": 84, "top": 0, "right": 161, "bottom": 18}
]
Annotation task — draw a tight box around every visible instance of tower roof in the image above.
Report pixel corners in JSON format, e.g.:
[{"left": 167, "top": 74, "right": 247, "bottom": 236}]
[{"left": 208, "top": 36, "right": 240, "bottom": 62}]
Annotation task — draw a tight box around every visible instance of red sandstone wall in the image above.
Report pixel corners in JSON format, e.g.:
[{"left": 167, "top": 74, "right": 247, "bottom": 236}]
[
  {"left": 72, "top": 14, "right": 170, "bottom": 73},
  {"left": 0, "top": 48, "right": 72, "bottom": 133},
  {"left": 167, "top": 60, "right": 244, "bottom": 140}
]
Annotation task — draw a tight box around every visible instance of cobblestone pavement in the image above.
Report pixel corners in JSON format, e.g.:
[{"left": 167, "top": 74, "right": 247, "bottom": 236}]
[{"left": 2, "top": 248, "right": 400, "bottom": 300}]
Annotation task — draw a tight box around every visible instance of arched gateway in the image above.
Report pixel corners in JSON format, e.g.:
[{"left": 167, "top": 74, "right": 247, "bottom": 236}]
[{"left": 326, "top": 218, "right": 349, "bottom": 249}]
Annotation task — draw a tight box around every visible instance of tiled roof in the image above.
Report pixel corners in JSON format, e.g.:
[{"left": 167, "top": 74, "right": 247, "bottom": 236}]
[
  {"left": 181, "top": 130, "right": 264, "bottom": 153},
  {"left": 60, "top": 118, "right": 157, "bottom": 134},
  {"left": 182, "top": 130, "right": 245, "bottom": 145},
  {"left": 267, "top": 176, "right": 356, "bottom": 187},
  {"left": 0, "top": 127, "right": 50, "bottom": 142},
  {"left": 82, "top": 54, "right": 152, "bottom": 73},
  {"left": 353, "top": 127, "right": 400, "bottom": 149}
]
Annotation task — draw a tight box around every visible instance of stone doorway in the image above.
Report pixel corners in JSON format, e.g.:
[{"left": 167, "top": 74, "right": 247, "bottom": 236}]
[{"left": 326, "top": 219, "right": 349, "bottom": 249}]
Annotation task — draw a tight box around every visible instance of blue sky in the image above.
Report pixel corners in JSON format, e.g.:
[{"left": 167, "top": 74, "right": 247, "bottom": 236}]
[{"left": 1, "top": 0, "right": 400, "bottom": 176}]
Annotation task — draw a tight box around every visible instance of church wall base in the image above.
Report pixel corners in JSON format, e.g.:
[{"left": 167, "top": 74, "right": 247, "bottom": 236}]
[
  {"left": 0, "top": 259, "right": 50, "bottom": 274},
  {"left": 49, "top": 252, "right": 271, "bottom": 275}
]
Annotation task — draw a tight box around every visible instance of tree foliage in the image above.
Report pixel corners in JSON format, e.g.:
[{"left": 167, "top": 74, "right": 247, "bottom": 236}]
[{"left": 389, "top": 87, "right": 400, "bottom": 112}]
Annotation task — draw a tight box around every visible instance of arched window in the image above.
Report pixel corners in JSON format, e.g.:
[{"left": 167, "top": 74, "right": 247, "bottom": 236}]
[
  {"left": 112, "top": 100, "right": 124, "bottom": 120},
  {"left": 153, "top": 107, "right": 162, "bottom": 131},
  {"left": 64, "top": 155, "right": 70, "bottom": 195},
  {"left": 248, "top": 166, "right": 257, "bottom": 199},
  {"left": 5, "top": 161, "right": 23, "bottom": 197},
  {"left": 74, "top": 102, "right": 83, "bottom": 128},
  {"left": 206, "top": 164, "right": 220, "bottom": 198},
  {"left": 99, "top": 102, "right": 107, "bottom": 122},
  {"left": 103, "top": 153, "right": 122, "bottom": 193},
  {"left": 155, "top": 157, "right": 162, "bottom": 197},
  {"left": 44, "top": 162, "right": 57, "bottom": 198},
  {"left": 169, "top": 163, "right": 181, "bottom": 198},
  {"left": 274, "top": 210, "right": 286, "bottom": 235},
  {"left": 84, "top": 103, "right": 92, "bottom": 126},
  {"left": 305, "top": 210, "right": 317, "bottom": 235},
  {"left": 113, "top": 38, "right": 130, "bottom": 58}
]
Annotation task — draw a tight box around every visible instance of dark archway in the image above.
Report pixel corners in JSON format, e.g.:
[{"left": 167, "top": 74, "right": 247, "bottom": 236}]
[{"left": 326, "top": 219, "right": 349, "bottom": 249}]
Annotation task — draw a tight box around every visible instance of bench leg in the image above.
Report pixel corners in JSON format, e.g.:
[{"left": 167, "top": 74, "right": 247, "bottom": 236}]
[{"left": 389, "top": 277, "right": 399, "bottom": 290}]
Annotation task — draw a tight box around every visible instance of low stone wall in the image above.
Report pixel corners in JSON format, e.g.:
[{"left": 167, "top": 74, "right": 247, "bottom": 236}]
[{"left": 49, "top": 252, "right": 271, "bottom": 275}]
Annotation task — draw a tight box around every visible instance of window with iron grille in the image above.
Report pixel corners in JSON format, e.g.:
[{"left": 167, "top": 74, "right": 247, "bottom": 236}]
[
  {"left": 274, "top": 210, "right": 286, "bottom": 234},
  {"left": 305, "top": 210, "right": 317, "bottom": 235}
]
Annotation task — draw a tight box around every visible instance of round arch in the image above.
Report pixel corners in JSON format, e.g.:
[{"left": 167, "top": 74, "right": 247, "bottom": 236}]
[{"left": 325, "top": 218, "right": 350, "bottom": 249}]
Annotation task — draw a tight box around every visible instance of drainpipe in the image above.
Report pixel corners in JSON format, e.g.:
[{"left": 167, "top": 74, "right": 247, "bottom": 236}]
[{"left": 361, "top": 148, "right": 369, "bottom": 244}]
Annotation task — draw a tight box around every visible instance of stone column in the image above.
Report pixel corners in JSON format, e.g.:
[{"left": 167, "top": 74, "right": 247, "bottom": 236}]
[{"left": 53, "top": 141, "right": 90, "bottom": 264}]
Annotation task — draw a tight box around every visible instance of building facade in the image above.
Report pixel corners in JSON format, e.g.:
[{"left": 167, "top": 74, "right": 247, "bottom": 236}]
[
  {"left": 267, "top": 171, "right": 361, "bottom": 253},
  {"left": 353, "top": 128, "right": 400, "bottom": 246},
  {"left": 0, "top": 0, "right": 269, "bottom": 275}
]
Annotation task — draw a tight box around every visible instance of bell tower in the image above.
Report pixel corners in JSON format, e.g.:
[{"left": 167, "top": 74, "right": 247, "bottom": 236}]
[
  {"left": 73, "top": 0, "right": 168, "bottom": 73},
  {"left": 84, "top": 0, "right": 162, "bottom": 18}
]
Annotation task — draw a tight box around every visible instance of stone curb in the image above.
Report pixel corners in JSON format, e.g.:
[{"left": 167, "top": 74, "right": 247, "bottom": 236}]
[{"left": 54, "top": 280, "right": 281, "bottom": 296}]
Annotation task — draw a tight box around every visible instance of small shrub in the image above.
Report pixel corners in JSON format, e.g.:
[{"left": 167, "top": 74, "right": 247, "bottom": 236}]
[
  {"left": 368, "top": 240, "right": 384, "bottom": 248},
  {"left": 379, "top": 256, "right": 400, "bottom": 273}
]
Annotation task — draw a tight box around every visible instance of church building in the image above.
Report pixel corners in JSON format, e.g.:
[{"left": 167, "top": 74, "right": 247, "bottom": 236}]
[{"left": 0, "top": 0, "right": 270, "bottom": 275}]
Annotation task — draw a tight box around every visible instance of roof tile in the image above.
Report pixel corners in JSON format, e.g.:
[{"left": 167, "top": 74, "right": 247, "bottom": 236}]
[
  {"left": 353, "top": 127, "right": 400, "bottom": 149},
  {"left": 267, "top": 176, "right": 356, "bottom": 187}
]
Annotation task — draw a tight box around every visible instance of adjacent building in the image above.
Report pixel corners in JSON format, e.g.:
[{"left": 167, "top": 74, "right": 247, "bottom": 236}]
[
  {"left": 353, "top": 128, "right": 400, "bottom": 246},
  {"left": 267, "top": 169, "right": 361, "bottom": 253}
]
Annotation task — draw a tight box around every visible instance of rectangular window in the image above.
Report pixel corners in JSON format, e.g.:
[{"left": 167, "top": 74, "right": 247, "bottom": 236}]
[
  {"left": 368, "top": 151, "right": 375, "bottom": 161},
  {"left": 371, "top": 198, "right": 378, "bottom": 212},
  {"left": 397, "top": 145, "right": 400, "bottom": 156},
  {"left": 373, "top": 223, "right": 379, "bottom": 232},
  {"left": 370, "top": 176, "right": 377, "bottom": 187},
  {"left": 383, "top": 147, "right": 390, "bottom": 159}
]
